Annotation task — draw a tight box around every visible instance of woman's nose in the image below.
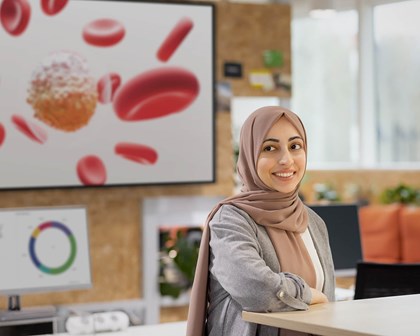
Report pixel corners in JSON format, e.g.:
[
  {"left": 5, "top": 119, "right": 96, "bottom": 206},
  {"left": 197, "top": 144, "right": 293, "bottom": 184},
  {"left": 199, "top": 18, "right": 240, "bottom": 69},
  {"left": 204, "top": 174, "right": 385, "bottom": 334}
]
[{"left": 278, "top": 150, "right": 292, "bottom": 165}]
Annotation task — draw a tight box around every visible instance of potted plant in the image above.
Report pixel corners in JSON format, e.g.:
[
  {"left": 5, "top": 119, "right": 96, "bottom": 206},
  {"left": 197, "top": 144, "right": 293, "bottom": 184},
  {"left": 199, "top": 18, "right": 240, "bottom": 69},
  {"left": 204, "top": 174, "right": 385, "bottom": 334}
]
[
  {"left": 380, "top": 184, "right": 420, "bottom": 206},
  {"left": 159, "top": 228, "right": 201, "bottom": 300}
]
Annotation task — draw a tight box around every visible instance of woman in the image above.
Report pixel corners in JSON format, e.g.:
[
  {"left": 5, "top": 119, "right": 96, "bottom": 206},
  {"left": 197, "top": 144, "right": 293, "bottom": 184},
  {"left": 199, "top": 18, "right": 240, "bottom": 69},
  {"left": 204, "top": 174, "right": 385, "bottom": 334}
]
[{"left": 187, "top": 106, "right": 335, "bottom": 336}]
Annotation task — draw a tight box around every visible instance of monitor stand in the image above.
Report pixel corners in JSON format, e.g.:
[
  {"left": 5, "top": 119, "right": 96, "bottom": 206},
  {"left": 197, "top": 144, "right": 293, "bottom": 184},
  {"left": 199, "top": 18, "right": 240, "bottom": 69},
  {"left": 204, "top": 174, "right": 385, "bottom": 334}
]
[{"left": 0, "top": 296, "right": 56, "bottom": 322}]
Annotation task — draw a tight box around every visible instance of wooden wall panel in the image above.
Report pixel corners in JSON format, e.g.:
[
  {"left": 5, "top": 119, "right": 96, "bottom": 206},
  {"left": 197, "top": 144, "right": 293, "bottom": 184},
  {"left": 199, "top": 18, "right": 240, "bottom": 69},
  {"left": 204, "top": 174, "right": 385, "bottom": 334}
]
[{"left": 216, "top": 2, "right": 292, "bottom": 97}]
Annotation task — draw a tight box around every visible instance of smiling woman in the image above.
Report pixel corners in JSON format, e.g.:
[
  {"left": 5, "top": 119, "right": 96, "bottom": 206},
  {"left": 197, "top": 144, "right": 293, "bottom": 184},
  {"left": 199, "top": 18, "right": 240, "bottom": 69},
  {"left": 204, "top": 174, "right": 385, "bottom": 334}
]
[
  {"left": 257, "top": 116, "right": 306, "bottom": 194},
  {"left": 187, "top": 106, "right": 335, "bottom": 336}
]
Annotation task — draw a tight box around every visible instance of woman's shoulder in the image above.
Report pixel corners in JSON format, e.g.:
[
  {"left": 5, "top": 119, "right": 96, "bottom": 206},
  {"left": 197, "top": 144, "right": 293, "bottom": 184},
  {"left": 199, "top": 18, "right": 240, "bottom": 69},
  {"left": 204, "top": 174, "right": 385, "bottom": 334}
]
[
  {"left": 210, "top": 204, "right": 259, "bottom": 232},
  {"left": 212, "top": 204, "right": 253, "bottom": 222}
]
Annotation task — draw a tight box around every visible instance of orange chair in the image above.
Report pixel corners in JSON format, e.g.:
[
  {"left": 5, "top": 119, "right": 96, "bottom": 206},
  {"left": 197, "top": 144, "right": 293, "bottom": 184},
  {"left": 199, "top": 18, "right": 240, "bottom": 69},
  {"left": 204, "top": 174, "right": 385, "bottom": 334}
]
[
  {"left": 358, "top": 204, "right": 402, "bottom": 263},
  {"left": 400, "top": 206, "right": 420, "bottom": 263}
]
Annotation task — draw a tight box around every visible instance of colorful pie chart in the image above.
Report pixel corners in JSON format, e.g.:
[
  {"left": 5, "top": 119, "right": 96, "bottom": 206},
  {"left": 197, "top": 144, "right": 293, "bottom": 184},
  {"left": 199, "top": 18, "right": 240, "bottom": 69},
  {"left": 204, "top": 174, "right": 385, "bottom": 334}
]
[{"left": 29, "top": 221, "right": 77, "bottom": 275}]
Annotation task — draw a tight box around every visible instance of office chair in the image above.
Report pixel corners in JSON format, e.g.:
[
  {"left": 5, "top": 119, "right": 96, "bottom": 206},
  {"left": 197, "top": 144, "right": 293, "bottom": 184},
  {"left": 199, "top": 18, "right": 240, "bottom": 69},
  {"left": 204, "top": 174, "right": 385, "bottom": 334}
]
[{"left": 354, "top": 261, "right": 420, "bottom": 300}]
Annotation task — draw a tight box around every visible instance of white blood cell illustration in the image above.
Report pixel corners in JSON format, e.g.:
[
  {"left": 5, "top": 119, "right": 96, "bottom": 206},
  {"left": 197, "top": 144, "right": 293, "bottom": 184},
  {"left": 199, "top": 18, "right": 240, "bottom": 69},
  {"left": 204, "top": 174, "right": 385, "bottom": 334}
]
[{"left": 27, "top": 51, "right": 98, "bottom": 132}]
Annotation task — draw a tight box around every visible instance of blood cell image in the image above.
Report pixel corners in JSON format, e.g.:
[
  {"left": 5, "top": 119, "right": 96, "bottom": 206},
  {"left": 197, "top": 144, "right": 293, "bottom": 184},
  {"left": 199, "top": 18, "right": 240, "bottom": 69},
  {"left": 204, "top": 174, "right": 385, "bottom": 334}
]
[
  {"left": 0, "top": 0, "right": 31, "bottom": 36},
  {"left": 0, "top": 0, "right": 211, "bottom": 189},
  {"left": 27, "top": 50, "right": 98, "bottom": 132},
  {"left": 115, "top": 143, "right": 158, "bottom": 165},
  {"left": 0, "top": 123, "right": 5, "bottom": 147},
  {"left": 76, "top": 155, "right": 107, "bottom": 186},
  {"left": 113, "top": 67, "right": 199, "bottom": 121},
  {"left": 11, "top": 114, "right": 48, "bottom": 144},
  {"left": 41, "top": 0, "right": 69, "bottom": 16},
  {"left": 97, "top": 73, "right": 121, "bottom": 104},
  {"left": 157, "top": 17, "right": 193, "bottom": 62},
  {"left": 82, "top": 18, "right": 125, "bottom": 47}
]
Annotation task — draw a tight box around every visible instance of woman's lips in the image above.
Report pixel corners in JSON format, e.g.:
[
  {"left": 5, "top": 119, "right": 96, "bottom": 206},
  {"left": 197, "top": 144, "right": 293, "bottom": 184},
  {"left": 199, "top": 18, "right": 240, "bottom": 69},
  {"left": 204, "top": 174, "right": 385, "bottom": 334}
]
[{"left": 273, "top": 171, "right": 295, "bottom": 178}]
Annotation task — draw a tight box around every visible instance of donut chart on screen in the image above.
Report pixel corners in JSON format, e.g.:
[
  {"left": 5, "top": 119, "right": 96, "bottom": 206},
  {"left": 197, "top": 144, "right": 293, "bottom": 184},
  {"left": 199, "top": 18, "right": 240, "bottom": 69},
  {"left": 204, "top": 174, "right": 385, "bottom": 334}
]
[{"left": 29, "top": 221, "right": 77, "bottom": 275}]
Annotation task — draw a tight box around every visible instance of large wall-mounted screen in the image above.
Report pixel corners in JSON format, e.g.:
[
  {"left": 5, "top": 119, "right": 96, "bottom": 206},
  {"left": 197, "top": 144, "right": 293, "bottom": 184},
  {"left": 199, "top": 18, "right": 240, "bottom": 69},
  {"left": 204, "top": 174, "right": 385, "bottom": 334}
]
[{"left": 0, "top": 0, "right": 214, "bottom": 189}]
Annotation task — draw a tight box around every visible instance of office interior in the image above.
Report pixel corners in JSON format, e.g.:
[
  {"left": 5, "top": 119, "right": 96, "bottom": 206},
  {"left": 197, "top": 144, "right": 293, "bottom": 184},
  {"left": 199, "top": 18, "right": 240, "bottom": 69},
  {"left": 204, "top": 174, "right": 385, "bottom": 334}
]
[{"left": 0, "top": 0, "right": 419, "bottom": 334}]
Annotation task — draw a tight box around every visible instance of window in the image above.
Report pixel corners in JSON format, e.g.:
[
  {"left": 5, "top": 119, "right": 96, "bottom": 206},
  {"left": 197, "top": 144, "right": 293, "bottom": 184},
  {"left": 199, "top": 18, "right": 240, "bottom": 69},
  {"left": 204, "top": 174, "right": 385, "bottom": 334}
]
[
  {"left": 374, "top": 0, "right": 420, "bottom": 163},
  {"left": 291, "top": 0, "right": 420, "bottom": 168},
  {"left": 292, "top": 7, "right": 358, "bottom": 167}
]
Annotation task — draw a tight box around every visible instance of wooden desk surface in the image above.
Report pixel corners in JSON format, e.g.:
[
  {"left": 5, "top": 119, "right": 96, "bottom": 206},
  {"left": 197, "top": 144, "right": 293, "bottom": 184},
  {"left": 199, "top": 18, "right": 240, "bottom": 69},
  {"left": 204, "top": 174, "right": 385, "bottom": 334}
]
[{"left": 243, "top": 294, "right": 420, "bottom": 336}]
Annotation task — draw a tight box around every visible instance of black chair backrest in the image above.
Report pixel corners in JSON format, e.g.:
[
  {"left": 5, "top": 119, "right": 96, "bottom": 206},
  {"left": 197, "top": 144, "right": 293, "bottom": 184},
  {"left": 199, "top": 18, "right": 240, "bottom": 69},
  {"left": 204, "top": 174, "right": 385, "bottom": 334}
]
[{"left": 354, "top": 261, "right": 420, "bottom": 300}]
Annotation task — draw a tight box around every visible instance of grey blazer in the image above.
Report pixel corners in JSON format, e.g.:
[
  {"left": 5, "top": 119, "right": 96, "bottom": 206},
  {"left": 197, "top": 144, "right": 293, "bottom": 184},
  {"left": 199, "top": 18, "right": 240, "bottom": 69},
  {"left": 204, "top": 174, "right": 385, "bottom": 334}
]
[{"left": 206, "top": 204, "right": 335, "bottom": 336}]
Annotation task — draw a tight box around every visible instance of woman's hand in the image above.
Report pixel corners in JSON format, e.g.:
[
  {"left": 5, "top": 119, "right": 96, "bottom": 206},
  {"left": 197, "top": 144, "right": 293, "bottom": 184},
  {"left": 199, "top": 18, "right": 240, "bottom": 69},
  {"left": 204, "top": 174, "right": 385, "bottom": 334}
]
[{"left": 310, "top": 288, "right": 329, "bottom": 305}]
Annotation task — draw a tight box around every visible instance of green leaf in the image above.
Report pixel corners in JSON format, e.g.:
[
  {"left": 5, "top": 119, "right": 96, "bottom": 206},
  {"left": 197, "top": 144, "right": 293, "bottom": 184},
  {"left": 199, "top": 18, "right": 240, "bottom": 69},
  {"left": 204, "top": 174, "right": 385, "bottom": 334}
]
[{"left": 159, "top": 282, "right": 183, "bottom": 298}]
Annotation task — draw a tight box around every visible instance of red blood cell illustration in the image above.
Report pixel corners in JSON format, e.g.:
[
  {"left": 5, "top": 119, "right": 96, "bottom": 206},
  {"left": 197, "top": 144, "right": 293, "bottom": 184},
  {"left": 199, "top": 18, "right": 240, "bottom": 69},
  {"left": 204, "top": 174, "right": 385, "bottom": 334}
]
[
  {"left": 41, "top": 0, "right": 69, "bottom": 16},
  {"left": 157, "top": 17, "right": 193, "bottom": 62},
  {"left": 76, "top": 155, "right": 107, "bottom": 186},
  {"left": 11, "top": 114, "right": 47, "bottom": 144},
  {"left": 115, "top": 143, "right": 158, "bottom": 165},
  {"left": 0, "top": 0, "right": 31, "bottom": 36},
  {"left": 113, "top": 67, "right": 199, "bottom": 121},
  {"left": 0, "top": 123, "right": 5, "bottom": 147},
  {"left": 82, "top": 19, "right": 125, "bottom": 47},
  {"left": 97, "top": 73, "right": 121, "bottom": 104}
]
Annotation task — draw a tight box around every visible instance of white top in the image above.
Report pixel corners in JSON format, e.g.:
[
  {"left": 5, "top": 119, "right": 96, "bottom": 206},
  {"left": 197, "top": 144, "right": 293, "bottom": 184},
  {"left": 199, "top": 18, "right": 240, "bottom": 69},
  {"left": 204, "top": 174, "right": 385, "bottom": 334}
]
[{"left": 301, "top": 228, "right": 325, "bottom": 291}]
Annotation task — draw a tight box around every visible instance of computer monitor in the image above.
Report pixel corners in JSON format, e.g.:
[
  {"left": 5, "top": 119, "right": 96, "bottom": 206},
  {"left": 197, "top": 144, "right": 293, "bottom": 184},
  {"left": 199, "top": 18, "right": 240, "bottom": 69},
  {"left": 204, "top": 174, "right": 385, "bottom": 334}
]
[
  {"left": 309, "top": 204, "right": 363, "bottom": 277},
  {"left": 0, "top": 206, "right": 91, "bottom": 311}
]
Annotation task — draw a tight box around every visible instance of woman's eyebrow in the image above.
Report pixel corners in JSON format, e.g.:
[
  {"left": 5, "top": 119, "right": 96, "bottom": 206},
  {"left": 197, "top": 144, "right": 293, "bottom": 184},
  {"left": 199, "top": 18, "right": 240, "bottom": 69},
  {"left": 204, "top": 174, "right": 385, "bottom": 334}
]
[
  {"left": 263, "top": 138, "right": 279, "bottom": 143},
  {"left": 263, "top": 136, "right": 302, "bottom": 144},
  {"left": 289, "top": 136, "right": 303, "bottom": 142}
]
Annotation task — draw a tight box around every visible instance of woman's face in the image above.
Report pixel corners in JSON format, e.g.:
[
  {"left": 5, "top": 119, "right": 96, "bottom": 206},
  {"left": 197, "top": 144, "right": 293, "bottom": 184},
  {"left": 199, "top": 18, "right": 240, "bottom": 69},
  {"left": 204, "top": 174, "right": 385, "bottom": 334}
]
[{"left": 256, "top": 117, "right": 306, "bottom": 193}]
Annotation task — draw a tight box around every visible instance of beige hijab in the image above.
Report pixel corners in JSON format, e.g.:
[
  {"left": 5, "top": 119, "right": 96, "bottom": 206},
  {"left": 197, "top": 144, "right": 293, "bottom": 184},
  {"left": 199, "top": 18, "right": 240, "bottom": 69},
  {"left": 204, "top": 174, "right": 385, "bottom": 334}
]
[{"left": 186, "top": 106, "right": 316, "bottom": 336}]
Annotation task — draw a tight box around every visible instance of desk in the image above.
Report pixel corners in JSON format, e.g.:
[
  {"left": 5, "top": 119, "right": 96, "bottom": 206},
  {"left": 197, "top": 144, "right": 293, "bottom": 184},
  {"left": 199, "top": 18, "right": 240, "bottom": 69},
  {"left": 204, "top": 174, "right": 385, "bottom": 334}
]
[
  {"left": 243, "top": 294, "right": 420, "bottom": 336},
  {"left": 41, "top": 321, "right": 187, "bottom": 336}
]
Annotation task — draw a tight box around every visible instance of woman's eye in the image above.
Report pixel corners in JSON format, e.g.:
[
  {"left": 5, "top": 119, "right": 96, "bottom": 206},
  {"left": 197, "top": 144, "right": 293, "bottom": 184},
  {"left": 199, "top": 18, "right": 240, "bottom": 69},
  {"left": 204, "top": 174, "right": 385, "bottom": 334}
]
[
  {"left": 291, "top": 143, "right": 303, "bottom": 150},
  {"left": 263, "top": 145, "right": 275, "bottom": 152}
]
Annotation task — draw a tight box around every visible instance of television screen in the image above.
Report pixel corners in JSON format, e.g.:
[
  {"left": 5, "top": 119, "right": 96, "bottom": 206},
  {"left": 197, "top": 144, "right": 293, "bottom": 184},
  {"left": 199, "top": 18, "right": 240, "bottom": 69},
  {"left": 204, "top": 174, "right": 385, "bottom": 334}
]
[
  {"left": 0, "top": 0, "right": 214, "bottom": 190},
  {"left": 309, "top": 204, "right": 363, "bottom": 276},
  {"left": 0, "top": 206, "right": 91, "bottom": 296}
]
